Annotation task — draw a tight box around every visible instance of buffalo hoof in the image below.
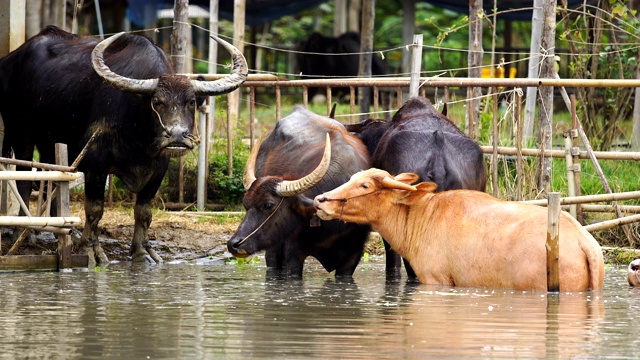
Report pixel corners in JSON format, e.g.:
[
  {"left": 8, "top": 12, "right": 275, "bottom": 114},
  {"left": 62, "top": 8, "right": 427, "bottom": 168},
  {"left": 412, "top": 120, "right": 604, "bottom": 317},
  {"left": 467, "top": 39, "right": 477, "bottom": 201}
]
[
  {"left": 131, "top": 248, "right": 163, "bottom": 265},
  {"left": 85, "top": 244, "right": 110, "bottom": 269},
  {"left": 628, "top": 259, "right": 640, "bottom": 286}
]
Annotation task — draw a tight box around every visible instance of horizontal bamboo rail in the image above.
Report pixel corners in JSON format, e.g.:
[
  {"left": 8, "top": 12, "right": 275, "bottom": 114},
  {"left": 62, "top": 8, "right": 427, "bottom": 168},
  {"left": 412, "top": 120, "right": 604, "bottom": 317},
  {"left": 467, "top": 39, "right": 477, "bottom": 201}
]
[
  {"left": 0, "top": 156, "right": 76, "bottom": 172},
  {"left": 0, "top": 216, "right": 82, "bottom": 227},
  {"left": 185, "top": 75, "right": 640, "bottom": 89},
  {"left": 479, "top": 146, "right": 640, "bottom": 161},
  {"left": 584, "top": 214, "right": 640, "bottom": 232},
  {"left": 523, "top": 191, "right": 640, "bottom": 206},
  {"left": 0, "top": 171, "right": 81, "bottom": 181}
]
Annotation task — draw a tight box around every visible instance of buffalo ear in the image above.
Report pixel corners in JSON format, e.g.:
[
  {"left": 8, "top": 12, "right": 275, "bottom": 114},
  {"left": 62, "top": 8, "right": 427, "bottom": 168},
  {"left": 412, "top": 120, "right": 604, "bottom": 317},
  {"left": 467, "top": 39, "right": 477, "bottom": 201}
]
[{"left": 394, "top": 172, "right": 420, "bottom": 185}]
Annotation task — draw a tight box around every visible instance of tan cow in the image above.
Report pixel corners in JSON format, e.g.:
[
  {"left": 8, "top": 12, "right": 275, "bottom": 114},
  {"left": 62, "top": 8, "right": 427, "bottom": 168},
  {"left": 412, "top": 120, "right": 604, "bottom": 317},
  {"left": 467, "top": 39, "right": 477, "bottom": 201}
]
[{"left": 314, "top": 168, "right": 605, "bottom": 291}]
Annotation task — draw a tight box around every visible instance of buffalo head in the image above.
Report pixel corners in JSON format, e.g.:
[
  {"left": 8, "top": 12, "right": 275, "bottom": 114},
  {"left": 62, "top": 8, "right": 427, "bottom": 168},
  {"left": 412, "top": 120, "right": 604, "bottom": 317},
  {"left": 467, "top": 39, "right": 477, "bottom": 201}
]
[
  {"left": 91, "top": 32, "right": 248, "bottom": 157},
  {"left": 227, "top": 134, "right": 332, "bottom": 257}
]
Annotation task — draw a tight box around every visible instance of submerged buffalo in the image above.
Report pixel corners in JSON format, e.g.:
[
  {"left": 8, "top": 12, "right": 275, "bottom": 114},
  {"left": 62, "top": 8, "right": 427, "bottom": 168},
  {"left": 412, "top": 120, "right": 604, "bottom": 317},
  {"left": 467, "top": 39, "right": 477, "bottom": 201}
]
[
  {"left": 227, "top": 106, "right": 371, "bottom": 278},
  {"left": 0, "top": 26, "right": 248, "bottom": 265}
]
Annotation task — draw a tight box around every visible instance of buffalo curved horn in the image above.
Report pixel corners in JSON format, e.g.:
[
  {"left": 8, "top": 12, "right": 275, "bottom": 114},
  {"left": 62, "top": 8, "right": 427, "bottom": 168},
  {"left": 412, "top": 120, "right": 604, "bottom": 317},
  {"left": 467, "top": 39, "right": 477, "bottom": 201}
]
[
  {"left": 243, "top": 134, "right": 268, "bottom": 190},
  {"left": 275, "top": 133, "right": 331, "bottom": 197},
  {"left": 91, "top": 32, "right": 159, "bottom": 94},
  {"left": 190, "top": 35, "right": 248, "bottom": 96},
  {"left": 91, "top": 33, "right": 248, "bottom": 96}
]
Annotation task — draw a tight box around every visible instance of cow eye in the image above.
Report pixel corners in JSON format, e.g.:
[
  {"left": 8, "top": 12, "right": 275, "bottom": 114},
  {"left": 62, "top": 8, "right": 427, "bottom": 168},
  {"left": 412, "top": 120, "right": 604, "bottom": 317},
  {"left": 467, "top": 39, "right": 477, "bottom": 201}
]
[
  {"left": 264, "top": 202, "right": 275, "bottom": 211},
  {"left": 152, "top": 97, "right": 161, "bottom": 106},
  {"left": 362, "top": 183, "right": 369, "bottom": 189},
  {"left": 189, "top": 99, "right": 196, "bottom": 107}
]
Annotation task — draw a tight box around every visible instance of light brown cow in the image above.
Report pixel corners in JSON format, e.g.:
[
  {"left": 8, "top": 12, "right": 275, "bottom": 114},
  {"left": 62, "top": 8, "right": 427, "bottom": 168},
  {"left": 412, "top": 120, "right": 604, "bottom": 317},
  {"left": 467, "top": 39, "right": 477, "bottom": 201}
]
[{"left": 314, "top": 168, "right": 605, "bottom": 291}]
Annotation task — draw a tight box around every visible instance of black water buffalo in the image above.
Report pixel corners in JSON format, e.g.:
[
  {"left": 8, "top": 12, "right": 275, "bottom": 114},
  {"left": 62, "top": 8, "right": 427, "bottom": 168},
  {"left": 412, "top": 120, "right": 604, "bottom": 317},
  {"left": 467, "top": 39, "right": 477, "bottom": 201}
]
[
  {"left": 346, "top": 97, "right": 487, "bottom": 278},
  {"left": 227, "top": 106, "right": 371, "bottom": 278},
  {"left": 297, "top": 32, "right": 386, "bottom": 99},
  {"left": 0, "top": 26, "right": 247, "bottom": 265}
]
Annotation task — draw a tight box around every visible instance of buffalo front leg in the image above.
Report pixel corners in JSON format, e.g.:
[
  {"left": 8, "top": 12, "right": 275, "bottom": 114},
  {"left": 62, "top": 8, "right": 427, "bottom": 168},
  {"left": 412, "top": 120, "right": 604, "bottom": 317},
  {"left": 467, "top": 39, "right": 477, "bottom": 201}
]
[
  {"left": 80, "top": 198, "right": 110, "bottom": 267},
  {"left": 130, "top": 202, "right": 162, "bottom": 264}
]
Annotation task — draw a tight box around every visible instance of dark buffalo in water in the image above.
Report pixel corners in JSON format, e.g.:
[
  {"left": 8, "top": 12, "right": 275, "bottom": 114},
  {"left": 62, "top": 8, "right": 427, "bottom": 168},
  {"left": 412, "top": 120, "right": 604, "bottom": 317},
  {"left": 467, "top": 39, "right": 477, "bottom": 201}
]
[
  {"left": 0, "top": 26, "right": 247, "bottom": 265},
  {"left": 227, "top": 106, "right": 371, "bottom": 278},
  {"left": 297, "top": 32, "right": 386, "bottom": 99},
  {"left": 346, "top": 97, "right": 487, "bottom": 278}
]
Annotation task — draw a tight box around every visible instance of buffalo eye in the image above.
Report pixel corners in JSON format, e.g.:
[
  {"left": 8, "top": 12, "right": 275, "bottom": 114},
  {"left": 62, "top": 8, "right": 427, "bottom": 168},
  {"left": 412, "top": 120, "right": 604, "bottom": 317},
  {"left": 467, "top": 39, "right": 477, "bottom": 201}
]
[
  {"left": 263, "top": 202, "right": 275, "bottom": 211},
  {"left": 189, "top": 99, "right": 196, "bottom": 107},
  {"left": 362, "top": 183, "right": 369, "bottom": 189},
  {"left": 152, "top": 97, "right": 161, "bottom": 107}
]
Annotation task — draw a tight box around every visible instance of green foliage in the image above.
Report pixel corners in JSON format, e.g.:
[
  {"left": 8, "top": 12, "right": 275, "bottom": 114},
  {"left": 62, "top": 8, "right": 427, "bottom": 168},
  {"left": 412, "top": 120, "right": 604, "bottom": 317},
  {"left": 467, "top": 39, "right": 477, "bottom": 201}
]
[
  {"left": 226, "top": 255, "right": 261, "bottom": 265},
  {"left": 207, "top": 144, "right": 248, "bottom": 207},
  {"left": 561, "top": 1, "right": 640, "bottom": 150}
]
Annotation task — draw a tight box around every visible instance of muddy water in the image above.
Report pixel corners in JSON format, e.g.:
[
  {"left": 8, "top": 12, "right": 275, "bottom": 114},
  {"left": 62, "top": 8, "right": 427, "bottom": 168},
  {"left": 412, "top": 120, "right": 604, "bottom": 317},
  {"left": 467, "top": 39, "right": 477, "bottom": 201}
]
[{"left": 0, "top": 258, "right": 638, "bottom": 359}]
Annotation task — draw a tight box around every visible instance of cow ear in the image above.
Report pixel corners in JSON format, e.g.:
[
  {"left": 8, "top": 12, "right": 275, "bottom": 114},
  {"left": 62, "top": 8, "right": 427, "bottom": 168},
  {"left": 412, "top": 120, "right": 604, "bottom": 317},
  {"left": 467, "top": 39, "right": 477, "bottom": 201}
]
[
  {"left": 394, "top": 172, "right": 420, "bottom": 185},
  {"left": 417, "top": 182, "right": 438, "bottom": 193},
  {"left": 381, "top": 176, "right": 417, "bottom": 191},
  {"left": 397, "top": 181, "right": 437, "bottom": 205}
]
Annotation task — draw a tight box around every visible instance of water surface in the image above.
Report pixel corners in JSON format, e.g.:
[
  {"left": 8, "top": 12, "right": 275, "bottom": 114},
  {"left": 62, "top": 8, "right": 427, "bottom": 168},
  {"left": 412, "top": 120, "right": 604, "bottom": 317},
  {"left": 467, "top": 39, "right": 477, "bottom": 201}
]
[{"left": 0, "top": 258, "right": 637, "bottom": 359}]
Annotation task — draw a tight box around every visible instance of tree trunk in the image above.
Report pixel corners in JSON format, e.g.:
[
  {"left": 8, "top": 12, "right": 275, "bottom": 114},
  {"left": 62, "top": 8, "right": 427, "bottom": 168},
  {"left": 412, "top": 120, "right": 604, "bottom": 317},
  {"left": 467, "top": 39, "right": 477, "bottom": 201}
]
[
  {"left": 524, "top": 0, "right": 544, "bottom": 142},
  {"left": 467, "top": 0, "right": 483, "bottom": 138},
  {"left": 534, "top": 0, "right": 556, "bottom": 194},
  {"left": 358, "top": 0, "right": 375, "bottom": 121}
]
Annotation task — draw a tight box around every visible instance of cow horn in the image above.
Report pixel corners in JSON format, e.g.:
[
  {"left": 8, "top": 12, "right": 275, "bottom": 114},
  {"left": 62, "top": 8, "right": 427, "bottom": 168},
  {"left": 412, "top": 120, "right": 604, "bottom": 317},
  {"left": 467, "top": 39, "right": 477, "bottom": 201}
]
[
  {"left": 91, "top": 32, "right": 159, "bottom": 94},
  {"left": 190, "top": 35, "right": 248, "bottom": 96},
  {"left": 243, "top": 134, "right": 267, "bottom": 190},
  {"left": 276, "top": 133, "right": 331, "bottom": 197}
]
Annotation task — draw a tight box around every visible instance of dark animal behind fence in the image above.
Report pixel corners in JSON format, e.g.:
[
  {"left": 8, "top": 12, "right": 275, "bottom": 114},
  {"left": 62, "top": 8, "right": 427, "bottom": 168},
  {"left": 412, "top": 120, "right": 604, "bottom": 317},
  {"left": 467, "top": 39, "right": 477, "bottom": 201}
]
[
  {"left": 297, "top": 32, "right": 386, "bottom": 100},
  {"left": 0, "top": 25, "right": 247, "bottom": 265}
]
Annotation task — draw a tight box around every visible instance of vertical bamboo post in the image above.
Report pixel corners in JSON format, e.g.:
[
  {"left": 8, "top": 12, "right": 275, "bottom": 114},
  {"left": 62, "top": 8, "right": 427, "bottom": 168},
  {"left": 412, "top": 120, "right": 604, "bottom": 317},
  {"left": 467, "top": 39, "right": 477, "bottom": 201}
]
[
  {"left": 570, "top": 94, "right": 583, "bottom": 223},
  {"left": 197, "top": 105, "right": 207, "bottom": 211},
  {"left": 249, "top": 87, "right": 256, "bottom": 148},
  {"left": 516, "top": 90, "right": 523, "bottom": 200},
  {"left": 492, "top": 89, "right": 499, "bottom": 196},
  {"left": 547, "top": 192, "right": 561, "bottom": 292},
  {"left": 55, "top": 143, "right": 72, "bottom": 270},
  {"left": 563, "top": 132, "right": 577, "bottom": 218},
  {"left": 226, "top": 93, "right": 233, "bottom": 176},
  {"left": 409, "top": 34, "right": 423, "bottom": 99}
]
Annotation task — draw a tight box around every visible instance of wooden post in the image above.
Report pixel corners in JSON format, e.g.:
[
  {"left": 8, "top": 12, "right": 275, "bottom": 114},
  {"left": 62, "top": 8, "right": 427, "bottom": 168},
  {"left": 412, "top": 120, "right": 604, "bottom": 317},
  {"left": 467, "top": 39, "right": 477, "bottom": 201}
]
[
  {"left": 492, "top": 89, "right": 499, "bottom": 196},
  {"left": 535, "top": 0, "right": 556, "bottom": 194},
  {"left": 563, "top": 132, "right": 577, "bottom": 218},
  {"left": 55, "top": 143, "right": 72, "bottom": 270},
  {"left": 570, "top": 94, "right": 582, "bottom": 223},
  {"left": 358, "top": 0, "right": 375, "bottom": 121},
  {"left": 401, "top": 0, "right": 416, "bottom": 76},
  {"left": 547, "top": 192, "right": 561, "bottom": 292},
  {"left": 172, "top": 0, "right": 189, "bottom": 204},
  {"left": 333, "top": 0, "right": 347, "bottom": 37},
  {"left": 409, "top": 34, "right": 423, "bottom": 99},
  {"left": 516, "top": 90, "right": 524, "bottom": 201},
  {"left": 467, "top": 0, "right": 483, "bottom": 138}
]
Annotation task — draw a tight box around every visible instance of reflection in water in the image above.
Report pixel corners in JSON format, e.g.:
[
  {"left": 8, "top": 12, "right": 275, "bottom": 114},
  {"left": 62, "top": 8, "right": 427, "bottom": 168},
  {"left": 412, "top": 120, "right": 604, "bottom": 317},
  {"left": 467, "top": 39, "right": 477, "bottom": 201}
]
[{"left": 0, "top": 259, "right": 637, "bottom": 358}]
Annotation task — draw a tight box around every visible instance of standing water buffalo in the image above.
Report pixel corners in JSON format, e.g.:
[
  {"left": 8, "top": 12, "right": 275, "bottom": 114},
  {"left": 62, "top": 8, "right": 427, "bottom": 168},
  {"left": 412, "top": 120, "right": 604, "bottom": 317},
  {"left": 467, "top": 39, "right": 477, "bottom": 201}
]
[
  {"left": 0, "top": 26, "right": 247, "bottom": 265},
  {"left": 314, "top": 169, "right": 604, "bottom": 291},
  {"left": 227, "top": 106, "right": 371, "bottom": 278},
  {"left": 346, "top": 97, "right": 487, "bottom": 278}
]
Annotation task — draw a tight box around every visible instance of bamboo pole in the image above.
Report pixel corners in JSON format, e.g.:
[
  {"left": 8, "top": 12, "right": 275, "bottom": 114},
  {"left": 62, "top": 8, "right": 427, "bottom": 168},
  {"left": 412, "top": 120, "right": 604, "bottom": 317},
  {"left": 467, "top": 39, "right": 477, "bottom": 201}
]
[
  {"left": 564, "top": 133, "right": 577, "bottom": 218},
  {"left": 523, "top": 190, "right": 640, "bottom": 206},
  {"left": 0, "top": 171, "right": 81, "bottom": 181},
  {"left": 570, "top": 94, "right": 583, "bottom": 223},
  {"left": 0, "top": 217, "right": 81, "bottom": 227},
  {"left": 492, "top": 89, "right": 499, "bottom": 196},
  {"left": 516, "top": 91, "right": 523, "bottom": 201},
  {"left": 479, "top": 146, "right": 640, "bottom": 160},
  {"left": 55, "top": 143, "right": 72, "bottom": 269},
  {"left": 0, "top": 157, "right": 76, "bottom": 172},
  {"left": 584, "top": 214, "right": 640, "bottom": 232},
  {"left": 547, "top": 192, "right": 560, "bottom": 292}
]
